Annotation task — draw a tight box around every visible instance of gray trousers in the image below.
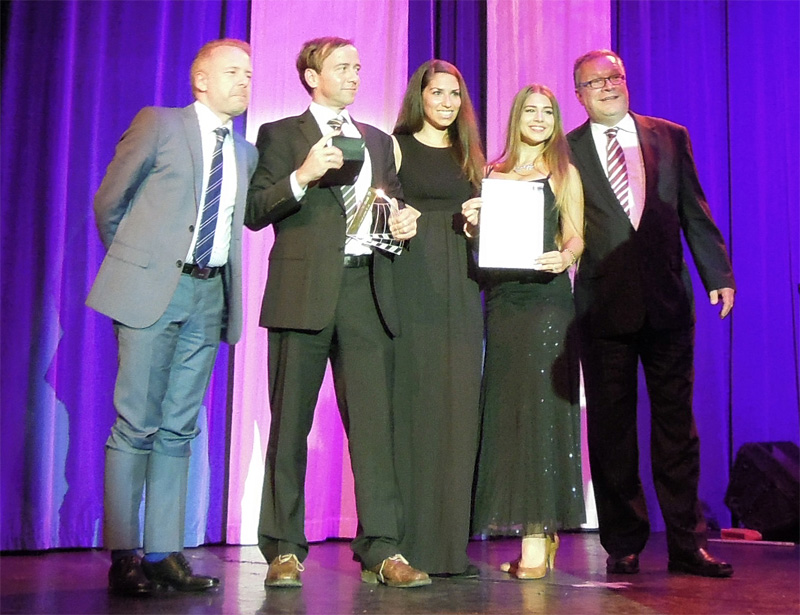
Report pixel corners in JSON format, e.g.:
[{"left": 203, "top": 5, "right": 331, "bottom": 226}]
[{"left": 104, "top": 274, "right": 223, "bottom": 553}]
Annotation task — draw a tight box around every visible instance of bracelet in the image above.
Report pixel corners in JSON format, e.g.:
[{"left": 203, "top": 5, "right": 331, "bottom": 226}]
[{"left": 563, "top": 248, "right": 577, "bottom": 266}]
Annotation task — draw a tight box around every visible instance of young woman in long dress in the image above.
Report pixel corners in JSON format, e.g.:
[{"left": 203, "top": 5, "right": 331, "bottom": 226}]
[{"left": 464, "top": 84, "right": 586, "bottom": 579}]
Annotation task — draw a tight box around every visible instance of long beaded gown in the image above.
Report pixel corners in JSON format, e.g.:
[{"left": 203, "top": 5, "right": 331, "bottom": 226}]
[
  {"left": 391, "top": 134, "right": 484, "bottom": 574},
  {"left": 471, "top": 177, "right": 585, "bottom": 537}
]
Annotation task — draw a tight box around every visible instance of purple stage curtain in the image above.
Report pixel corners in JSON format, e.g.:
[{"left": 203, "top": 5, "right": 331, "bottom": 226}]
[
  {"left": 0, "top": 0, "right": 250, "bottom": 551},
  {"left": 614, "top": 0, "right": 800, "bottom": 530}
]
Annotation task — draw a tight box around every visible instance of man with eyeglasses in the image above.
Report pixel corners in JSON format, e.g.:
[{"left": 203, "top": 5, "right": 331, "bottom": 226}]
[{"left": 567, "top": 50, "right": 735, "bottom": 578}]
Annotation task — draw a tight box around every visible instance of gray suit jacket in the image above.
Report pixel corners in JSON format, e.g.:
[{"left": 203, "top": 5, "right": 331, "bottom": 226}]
[{"left": 87, "top": 105, "right": 258, "bottom": 343}]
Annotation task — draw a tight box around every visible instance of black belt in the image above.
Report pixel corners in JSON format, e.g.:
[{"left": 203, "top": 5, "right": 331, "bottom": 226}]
[
  {"left": 343, "top": 253, "right": 373, "bottom": 268},
  {"left": 182, "top": 263, "right": 222, "bottom": 279}
]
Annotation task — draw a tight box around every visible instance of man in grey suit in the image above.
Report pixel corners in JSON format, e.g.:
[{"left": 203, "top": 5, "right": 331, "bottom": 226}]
[
  {"left": 246, "top": 37, "right": 429, "bottom": 589},
  {"left": 87, "top": 39, "right": 257, "bottom": 595},
  {"left": 567, "top": 49, "right": 734, "bottom": 578}
]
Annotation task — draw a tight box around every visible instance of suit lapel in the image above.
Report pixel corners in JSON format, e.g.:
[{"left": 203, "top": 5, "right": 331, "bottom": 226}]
[
  {"left": 181, "top": 105, "right": 204, "bottom": 211},
  {"left": 631, "top": 113, "right": 658, "bottom": 216}
]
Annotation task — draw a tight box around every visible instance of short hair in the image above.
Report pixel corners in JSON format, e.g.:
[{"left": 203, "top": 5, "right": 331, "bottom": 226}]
[
  {"left": 393, "top": 59, "right": 485, "bottom": 189},
  {"left": 573, "top": 49, "right": 625, "bottom": 87},
  {"left": 190, "top": 38, "right": 252, "bottom": 95},
  {"left": 296, "top": 37, "right": 354, "bottom": 95}
]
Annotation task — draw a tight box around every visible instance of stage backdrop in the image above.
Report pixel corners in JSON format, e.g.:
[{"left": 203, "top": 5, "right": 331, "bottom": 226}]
[{"left": 1, "top": 0, "right": 798, "bottom": 552}]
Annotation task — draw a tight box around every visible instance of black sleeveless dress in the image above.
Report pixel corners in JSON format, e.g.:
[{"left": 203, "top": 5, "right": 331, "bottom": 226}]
[
  {"left": 471, "top": 178, "right": 585, "bottom": 536},
  {"left": 392, "top": 134, "right": 483, "bottom": 574}
]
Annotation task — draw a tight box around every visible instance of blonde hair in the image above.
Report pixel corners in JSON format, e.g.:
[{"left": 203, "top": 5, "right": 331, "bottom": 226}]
[
  {"left": 492, "top": 84, "right": 572, "bottom": 215},
  {"left": 190, "top": 39, "right": 251, "bottom": 95}
]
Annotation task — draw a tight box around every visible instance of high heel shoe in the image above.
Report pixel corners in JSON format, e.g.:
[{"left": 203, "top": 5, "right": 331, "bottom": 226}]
[
  {"left": 505, "top": 535, "right": 548, "bottom": 580},
  {"left": 546, "top": 533, "right": 560, "bottom": 571}
]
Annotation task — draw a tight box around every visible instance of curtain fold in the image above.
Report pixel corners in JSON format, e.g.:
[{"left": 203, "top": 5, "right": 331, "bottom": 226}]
[{"left": 0, "top": 0, "right": 249, "bottom": 551}]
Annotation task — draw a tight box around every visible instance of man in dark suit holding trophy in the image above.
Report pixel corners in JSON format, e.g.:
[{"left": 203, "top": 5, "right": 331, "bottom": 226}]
[{"left": 246, "top": 36, "right": 427, "bottom": 589}]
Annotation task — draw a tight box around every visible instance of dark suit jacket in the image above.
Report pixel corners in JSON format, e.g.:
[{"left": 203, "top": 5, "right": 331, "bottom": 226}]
[
  {"left": 246, "top": 109, "right": 404, "bottom": 336},
  {"left": 87, "top": 105, "right": 258, "bottom": 343},
  {"left": 567, "top": 112, "right": 734, "bottom": 337}
]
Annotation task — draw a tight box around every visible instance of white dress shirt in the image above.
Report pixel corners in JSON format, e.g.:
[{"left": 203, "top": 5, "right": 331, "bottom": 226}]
[
  {"left": 186, "top": 101, "right": 237, "bottom": 267},
  {"left": 589, "top": 113, "right": 645, "bottom": 229},
  {"left": 291, "top": 102, "right": 374, "bottom": 255}
]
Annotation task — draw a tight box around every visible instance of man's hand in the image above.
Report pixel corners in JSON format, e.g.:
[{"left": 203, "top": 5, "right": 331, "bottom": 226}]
[
  {"left": 389, "top": 203, "right": 420, "bottom": 240},
  {"left": 709, "top": 287, "right": 735, "bottom": 319},
  {"left": 295, "top": 131, "right": 343, "bottom": 188}
]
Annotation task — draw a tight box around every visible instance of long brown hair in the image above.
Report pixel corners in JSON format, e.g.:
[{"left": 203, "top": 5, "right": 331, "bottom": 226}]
[
  {"left": 492, "top": 84, "right": 572, "bottom": 214},
  {"left": 394, "top": 60, "right": 485, "bottom": 189}
]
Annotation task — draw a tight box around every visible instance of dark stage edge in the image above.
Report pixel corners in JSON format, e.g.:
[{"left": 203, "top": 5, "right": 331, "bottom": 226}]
[{"left": 1, "top": 532, "right": 798, "bottom": 614}]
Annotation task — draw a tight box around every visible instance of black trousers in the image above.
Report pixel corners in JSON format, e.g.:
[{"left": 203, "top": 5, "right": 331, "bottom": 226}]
[
  {"left": 257, "top": 265, "right": 402, "bottom": 569},
  {"left": 580, "top": 321, "right": 707, "bottom": 558}
]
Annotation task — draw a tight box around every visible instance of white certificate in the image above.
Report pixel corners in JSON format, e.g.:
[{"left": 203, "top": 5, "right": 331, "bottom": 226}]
[{"left": 478, "top": 178, "right": 544, "bottom": 269}]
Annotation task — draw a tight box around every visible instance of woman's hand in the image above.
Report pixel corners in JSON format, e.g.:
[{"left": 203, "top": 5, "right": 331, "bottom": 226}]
[
  {"left": 534, "top": 249, "right": 573, "bottom": 274},
  {"left": 461, "top": 197, "right": 482, "bottom": 237},
  {"left": 461, "top": 197, "right": 482, "bottom": 226}
]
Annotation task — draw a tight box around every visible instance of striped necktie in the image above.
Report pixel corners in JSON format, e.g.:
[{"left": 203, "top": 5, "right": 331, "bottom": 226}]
[
  {"left": 194, "top": 126, "right": 228, "bottom": 268},
  {"left": 605, "top": 127, "right": 632, "bottom": 218},
  {"left": 327, "top": 116, "right": 359, "bottom": 227}
]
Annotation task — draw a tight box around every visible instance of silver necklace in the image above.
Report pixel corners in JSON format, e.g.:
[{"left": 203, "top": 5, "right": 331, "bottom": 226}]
[{"left": 514, "top": 162, "right": 537, "bottom": 173}]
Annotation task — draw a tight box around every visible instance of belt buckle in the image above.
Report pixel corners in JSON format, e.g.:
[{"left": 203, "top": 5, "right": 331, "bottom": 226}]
[{"left": 192, "top": 266, "right": 212, "bottom": 280}]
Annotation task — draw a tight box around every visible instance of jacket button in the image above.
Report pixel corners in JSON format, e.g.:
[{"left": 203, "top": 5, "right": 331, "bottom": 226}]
[
  {"left": 189, "top": 225, "right": 195, "bottom": 232},
  {"left": 176, "top": 260, "right": 183, "bottom": 268}
]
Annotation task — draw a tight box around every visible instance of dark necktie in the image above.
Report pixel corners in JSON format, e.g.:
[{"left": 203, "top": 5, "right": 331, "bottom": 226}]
[
  {"left": 605, "top": 127, "right": 631, "bottom": 218},
  {"left": 327, "top": 117, "right": 359, "bottom": 227},
  {"left": 194, "top": 126, "right": 228, "bottom": 268}
]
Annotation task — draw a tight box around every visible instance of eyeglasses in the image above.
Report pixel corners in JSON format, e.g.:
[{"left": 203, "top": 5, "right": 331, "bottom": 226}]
[{"left": 578, "top": 74, "right": 626, "bottom": 90}]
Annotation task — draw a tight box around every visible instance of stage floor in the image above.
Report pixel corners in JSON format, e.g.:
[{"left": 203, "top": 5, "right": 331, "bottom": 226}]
[{"left": 1, "top": 532, "right": 798, "bottom": 614}]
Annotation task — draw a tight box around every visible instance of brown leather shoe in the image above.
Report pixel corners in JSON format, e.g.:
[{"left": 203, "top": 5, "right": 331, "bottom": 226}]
[
  {"left": 361, "top": 554, "right": 431, "bottom": 588},
  {"left": 265, "top": 554, "right": 304, "bottom": 588}
]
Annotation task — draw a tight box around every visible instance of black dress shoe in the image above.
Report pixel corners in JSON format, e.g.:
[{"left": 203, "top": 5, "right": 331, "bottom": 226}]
[
  {"left": 668, "top": 548, "right": 733, "bottom": 578},
  {"left": 606, "top": 553, "right": 640, "bottom": 574},
  {"left": 141, "top": 552, "right": 220, "bottom": 592},
  {"left": 108, "top": 555, "right": 155, "bottom": 595}
]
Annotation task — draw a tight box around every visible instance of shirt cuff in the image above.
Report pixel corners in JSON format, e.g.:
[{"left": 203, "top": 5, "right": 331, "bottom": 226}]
[{"left": 289, "top": 171, "right": 306, "bottom": 201}]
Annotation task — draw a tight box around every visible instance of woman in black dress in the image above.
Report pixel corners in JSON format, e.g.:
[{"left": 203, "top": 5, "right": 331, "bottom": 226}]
[
  {"left": 464, "top": 84, "right": 585, "bottom": 579},
  {"left": 390, "top": 60, "right": 485, "bottom": 576}
]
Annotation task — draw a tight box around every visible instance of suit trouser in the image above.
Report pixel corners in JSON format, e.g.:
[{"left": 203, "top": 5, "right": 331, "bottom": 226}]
[
  {"left": 580, "top": 321, "right": 707, "bottom": 558},
  {"left": 104, "top": 274, "right": 223, "bottom": 553},
  {"left": 258, "top": 265, "right": 402, "bottom": 569}
]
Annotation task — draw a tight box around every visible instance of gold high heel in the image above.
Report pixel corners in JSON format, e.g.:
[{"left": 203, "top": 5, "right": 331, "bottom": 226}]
[
  {"left": 545, "top": 533, "right": 560, "bottom": 571},
  {"left": 512, "top": 534, "right": 548, "bottom": 580}
]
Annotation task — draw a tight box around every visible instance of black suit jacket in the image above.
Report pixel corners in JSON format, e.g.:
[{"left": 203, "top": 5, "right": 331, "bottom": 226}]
[
  {"left": 567, "top": 112, "right": 734, "bottom": 337},
  {"left": 246, "top": 109, "right": 403, "bottom": 335}
]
